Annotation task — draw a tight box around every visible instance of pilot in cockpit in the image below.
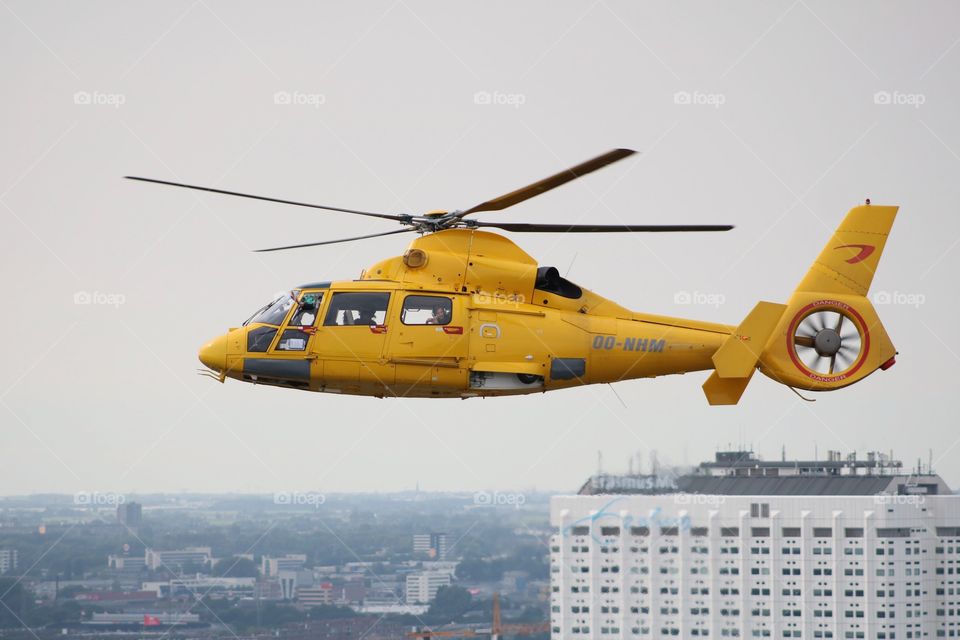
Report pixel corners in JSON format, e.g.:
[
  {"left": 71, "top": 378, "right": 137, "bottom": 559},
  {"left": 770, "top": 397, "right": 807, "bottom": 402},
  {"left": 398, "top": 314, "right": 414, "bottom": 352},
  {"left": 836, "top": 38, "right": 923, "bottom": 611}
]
[{"left": 291, "top": 294, "right": 319, "bottom": 326}]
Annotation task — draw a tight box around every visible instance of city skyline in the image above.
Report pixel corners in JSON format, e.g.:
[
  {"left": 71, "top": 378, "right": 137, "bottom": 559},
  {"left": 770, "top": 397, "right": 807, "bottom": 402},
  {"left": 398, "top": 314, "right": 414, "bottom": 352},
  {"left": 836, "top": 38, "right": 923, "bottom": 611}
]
[{"left": 0, "top": 440, "right": 951, "bottom": 498}]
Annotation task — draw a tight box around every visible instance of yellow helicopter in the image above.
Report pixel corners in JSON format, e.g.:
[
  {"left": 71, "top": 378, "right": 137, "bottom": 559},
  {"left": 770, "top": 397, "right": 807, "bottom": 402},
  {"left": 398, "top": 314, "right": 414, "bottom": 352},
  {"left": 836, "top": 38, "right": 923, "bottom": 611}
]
[{"left": 128, "top": 149, "right": 898, "bottom": 405}]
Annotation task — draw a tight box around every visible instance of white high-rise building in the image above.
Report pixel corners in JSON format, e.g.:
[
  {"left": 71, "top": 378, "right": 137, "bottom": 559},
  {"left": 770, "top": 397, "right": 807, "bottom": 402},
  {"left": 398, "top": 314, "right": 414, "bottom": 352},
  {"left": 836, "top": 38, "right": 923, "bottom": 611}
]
[
  {"left": 406, "top": 571, "right": 451, "bottom": 604},
  {"left": 550, "top": 450, "right": 960, "bottom": 640}
]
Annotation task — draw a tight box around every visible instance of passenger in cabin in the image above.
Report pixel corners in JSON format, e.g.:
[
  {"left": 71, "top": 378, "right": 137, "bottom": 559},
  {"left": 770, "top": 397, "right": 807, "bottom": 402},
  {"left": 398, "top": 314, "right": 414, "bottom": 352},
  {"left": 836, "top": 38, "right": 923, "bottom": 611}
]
[
  {"left": 427, "top": 305, "right": 449, "bottom": 325},
  {"left": 355, "top": 306, "right": 376, "bottom": 326}
]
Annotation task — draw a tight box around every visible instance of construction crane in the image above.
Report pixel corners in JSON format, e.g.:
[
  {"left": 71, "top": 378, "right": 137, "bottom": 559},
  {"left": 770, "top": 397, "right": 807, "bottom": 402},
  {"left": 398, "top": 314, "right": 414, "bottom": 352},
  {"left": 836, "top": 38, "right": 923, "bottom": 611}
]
[{"left": 406, "top": 592, "right": 549, "bottom": 640}]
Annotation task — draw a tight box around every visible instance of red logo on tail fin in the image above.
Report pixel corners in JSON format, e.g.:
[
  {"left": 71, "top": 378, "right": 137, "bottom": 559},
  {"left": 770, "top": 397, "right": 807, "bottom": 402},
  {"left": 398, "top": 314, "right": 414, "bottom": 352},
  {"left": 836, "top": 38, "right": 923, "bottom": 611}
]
[{"left": 835, "top": 244, "right": 875, "bottom": 264}]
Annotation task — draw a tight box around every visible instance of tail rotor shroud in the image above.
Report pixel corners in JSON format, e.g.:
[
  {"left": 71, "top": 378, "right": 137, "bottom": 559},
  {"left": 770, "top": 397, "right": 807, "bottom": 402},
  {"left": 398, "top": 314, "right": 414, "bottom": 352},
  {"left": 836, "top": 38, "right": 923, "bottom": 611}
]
[{"left": 793, "top": 309, "right": 864, "bottom": 376}]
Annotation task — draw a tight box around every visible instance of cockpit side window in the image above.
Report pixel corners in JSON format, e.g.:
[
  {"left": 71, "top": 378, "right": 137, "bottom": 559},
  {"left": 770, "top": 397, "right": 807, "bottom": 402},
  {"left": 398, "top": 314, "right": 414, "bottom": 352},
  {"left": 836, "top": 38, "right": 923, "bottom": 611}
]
[
  {"left": 323, "top": 292, "right": 390, "bottom": 327},
  {"left": 289, "top": 292, "right": 323, "bottom": 327},
  {"left": 275, "top": 292, "right": 324, "bottom": 351},
  {"left": 401, "top": 295, "right": 452, "bottom": 325}
]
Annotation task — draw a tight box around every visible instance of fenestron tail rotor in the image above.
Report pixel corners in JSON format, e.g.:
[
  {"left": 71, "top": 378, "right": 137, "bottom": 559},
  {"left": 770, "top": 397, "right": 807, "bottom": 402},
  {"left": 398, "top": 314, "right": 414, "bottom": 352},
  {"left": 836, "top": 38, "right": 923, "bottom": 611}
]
[
  {"left": 793, "top": 309, "right": 864, "bottom": 375},
  {"left": 125, "top": 149, "right": 735, "bottom": 251}
]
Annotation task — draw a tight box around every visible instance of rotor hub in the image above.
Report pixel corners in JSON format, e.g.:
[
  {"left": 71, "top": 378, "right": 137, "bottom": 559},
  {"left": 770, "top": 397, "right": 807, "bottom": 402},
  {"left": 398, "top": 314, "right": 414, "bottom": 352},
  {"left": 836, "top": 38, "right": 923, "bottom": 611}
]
[{"left": 814, "top": 328, "right": 842, "bottom": 357}]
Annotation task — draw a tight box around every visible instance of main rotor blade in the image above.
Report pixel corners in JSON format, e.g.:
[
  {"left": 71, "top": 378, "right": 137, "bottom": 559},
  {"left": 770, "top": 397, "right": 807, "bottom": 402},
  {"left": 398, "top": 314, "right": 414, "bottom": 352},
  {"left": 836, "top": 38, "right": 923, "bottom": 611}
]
[
  {"left": 459, "top": 148, "right": 637, "bottom": 216},
  {"left": 471, "top": 222, "right": 734, "bottom": 233},
  {"left": 254, "top": 228, "right": 416, "bottom": 252},
  {"left": 125, "top": 176, "right": 407, "bottom": 222}
]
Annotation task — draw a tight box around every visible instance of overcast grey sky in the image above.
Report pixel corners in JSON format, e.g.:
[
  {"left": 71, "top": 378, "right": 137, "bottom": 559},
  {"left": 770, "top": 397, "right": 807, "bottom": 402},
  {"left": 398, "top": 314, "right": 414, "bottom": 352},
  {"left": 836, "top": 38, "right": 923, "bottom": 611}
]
[{"left": 2, "top": 1, "right": 959, "bottom": 496}]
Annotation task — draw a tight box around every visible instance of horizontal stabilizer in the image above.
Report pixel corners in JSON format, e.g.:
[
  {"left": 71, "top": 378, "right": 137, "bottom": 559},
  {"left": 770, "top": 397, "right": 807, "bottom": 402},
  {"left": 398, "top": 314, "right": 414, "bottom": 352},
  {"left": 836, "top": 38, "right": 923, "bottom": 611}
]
[
  {"left": 703, "top": 370, "right": 754, "bottom": 406},
  {"left": 712, "top": 301, "right": 787, "bottom": 378}
]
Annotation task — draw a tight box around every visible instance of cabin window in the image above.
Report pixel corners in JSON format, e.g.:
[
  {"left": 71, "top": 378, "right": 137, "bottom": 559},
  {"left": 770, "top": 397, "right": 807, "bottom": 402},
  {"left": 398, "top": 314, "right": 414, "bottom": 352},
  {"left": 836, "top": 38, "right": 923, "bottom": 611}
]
[
  {"left": 323, "top": 292, "right": 390, "bottom": 326},
  {"left": 401, "top": 295, "right": 452, "bottom": 325}
]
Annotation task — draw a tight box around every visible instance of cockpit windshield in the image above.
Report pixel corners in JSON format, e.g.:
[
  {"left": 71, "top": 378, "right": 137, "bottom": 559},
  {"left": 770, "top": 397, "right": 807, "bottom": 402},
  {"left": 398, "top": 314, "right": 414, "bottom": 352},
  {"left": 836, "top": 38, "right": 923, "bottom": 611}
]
[{"left": 243, "top": 291, "right": 298, "bottom": 326}]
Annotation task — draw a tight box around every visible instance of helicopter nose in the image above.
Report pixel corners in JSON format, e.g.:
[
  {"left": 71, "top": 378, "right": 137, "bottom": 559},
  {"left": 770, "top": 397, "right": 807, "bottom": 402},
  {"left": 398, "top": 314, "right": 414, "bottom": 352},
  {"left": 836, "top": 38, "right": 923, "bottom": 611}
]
[{"left": 198, "top": 334, "right": 228, "bottom": 371}]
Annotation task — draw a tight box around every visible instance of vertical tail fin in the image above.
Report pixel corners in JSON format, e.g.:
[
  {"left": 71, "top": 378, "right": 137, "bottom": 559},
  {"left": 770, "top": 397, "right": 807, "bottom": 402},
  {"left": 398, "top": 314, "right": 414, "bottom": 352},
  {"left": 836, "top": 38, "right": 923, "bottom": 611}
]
[
  {"left": 795, "top": 204, "right": 899, "bottom": 296},
  {"left": 706, "top": 203, "right": 902, "bottom": 404},
  {"left": 754, "top": 203, "right": 900, "bottom": 393}
]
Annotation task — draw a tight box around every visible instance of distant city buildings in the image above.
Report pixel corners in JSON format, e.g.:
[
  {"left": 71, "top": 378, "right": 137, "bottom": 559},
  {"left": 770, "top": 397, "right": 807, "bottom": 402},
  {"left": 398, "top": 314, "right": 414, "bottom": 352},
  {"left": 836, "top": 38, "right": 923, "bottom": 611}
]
[
  {"left": 278, "top": 570, "right": 298, "bottom": 600},
  {"left": 116, "top": 501, "right": 142, "bottom": 529},
  {"left": 102, "top": 544, "right": 460, "bottom": 609},
  {"left": 107, "top": 554, "right": 144, "bottom": 571},
  {"left": 0, "top": 492, "right": 543, "bottom": 636},
  {"left": 144, "top": 546, "right": 212, "bottom": 571},
  {"left": 261, "top": 553, "right": 307, "bottom": 577},
  {"left": 339, "top": 576, "right": 366, "bottom": 603},
  {"left": 405, "top": 571, "right": 451, "bottom": 604},
  {"left": 413, "top": 532, "right": 449, "bottom": 559},
  {"left": 0, "top": 549, "right": 18, "bottom": 574},
  {"left": 550, "top": 450, "right": 960, "bottom": 639},
  {"left": 84, "top": 612, "right": 201, "bottom": 628},
  {"left": 143, "top": 576, "right": 255, "bottom": 598},
  {"left": 298, "top": 582, "right": 334, "bottom": 607}
]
